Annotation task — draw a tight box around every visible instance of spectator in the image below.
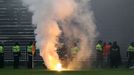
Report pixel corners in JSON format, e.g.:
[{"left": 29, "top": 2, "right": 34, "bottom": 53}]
[
  {"left": 27, "top": 41, "right": 34, "bottom": 69},
  {"left": 103, "top": 42, "right": 112, "bottom": 67},
  {"left": 96, "top": 40, "right": 103, "bottom": 68},
  {"left": 110, "top": 41, "right": 121, "bottom": 68},
  {"left": 0, "top": 43, "right": 4, "bottom": 68},
  {"left": 12, "top": 42, "right": 21, "bottom": 69},
  {"left": 127, "top": 42, "right": 134, "bottom": 68}
]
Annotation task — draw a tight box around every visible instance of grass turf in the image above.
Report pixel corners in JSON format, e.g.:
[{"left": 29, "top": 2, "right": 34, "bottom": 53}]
[{"left": 0, "top": 69, "right": 134, "bottom": 75}]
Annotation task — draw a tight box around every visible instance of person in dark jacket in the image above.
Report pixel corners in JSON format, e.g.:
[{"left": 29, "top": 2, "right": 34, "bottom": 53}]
[{"left": 110, "top": 41, "right": 121, "bottom": 68}]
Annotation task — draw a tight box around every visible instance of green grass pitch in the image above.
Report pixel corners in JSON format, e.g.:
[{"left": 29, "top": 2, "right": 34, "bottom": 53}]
[{"left": 0, "top": 69, "right": 134, "bottom": 75}]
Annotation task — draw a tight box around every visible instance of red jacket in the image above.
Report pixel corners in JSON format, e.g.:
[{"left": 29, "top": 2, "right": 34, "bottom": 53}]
[{"left": 103, "top": 44, "right": 111, "bottom": 57}]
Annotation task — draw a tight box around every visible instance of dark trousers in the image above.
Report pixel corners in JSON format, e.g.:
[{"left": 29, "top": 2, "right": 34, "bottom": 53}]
[
  {"left": 110, "top": 58, "right": 119, "bottom": 68},
  {"left": 0, "top": 53, "right": 4, "bottom": 68},
  {"left": 110, "top": 55, "right": 121, "bottom": 68},
  {"left": 127, "top": 52, "right": 134, "bottom": 67},
  {"left": 27, "top": 53, "right": 32, "bottom": 69},
  {"left": 13, "top": 54, "right": 20, "bottom": 69},
  {"left": 103, "top": 56, "right": 110, "bottom": 67}
]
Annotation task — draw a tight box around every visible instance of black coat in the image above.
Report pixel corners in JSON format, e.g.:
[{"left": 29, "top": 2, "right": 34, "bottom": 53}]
[{"left": 110, "top": 45, "right": 121, "bottom": 62}]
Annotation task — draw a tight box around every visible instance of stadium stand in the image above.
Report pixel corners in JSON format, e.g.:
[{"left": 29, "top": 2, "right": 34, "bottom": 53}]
[{"left": 0, "top": 0, "right": 42, "bottom": 62}]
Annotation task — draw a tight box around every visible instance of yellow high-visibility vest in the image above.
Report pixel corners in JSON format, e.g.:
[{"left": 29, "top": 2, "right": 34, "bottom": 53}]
[
  {"left": 96, "top": 44, "right": 103, "bottom": 51},
  {"left": 27, "top": 45, "right": 32, "bottom": 53},
  {"left": 12, "top": 45, "right": 20, "bottom": 53},
  {"left": 71, "top": 47, "right": 79, "bottom": 55},
  {"left": 0, "top": 46, "right": 4, "bottom": 53},
  {"left": 128, "top": 45, "right": 134, "bottom": 52}
]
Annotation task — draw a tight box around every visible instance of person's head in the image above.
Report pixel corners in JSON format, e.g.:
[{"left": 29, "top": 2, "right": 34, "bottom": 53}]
[
  {"left": 0, "top": 42, "right": 3, "bottom": 46},
  {"left": 130, "top": 42, "right": 134, "bottom": 46},
  {"left": 15, "top": 42, "right": 19, "bottom": 46},
  {"left": 29, "top": 41, "right": 33, "bottom": 45},
  {"left": 73, "top": 42, "right": 77, "bottom": 47},
  {"left": 32, "top": 41, "right": 36, "bottom": 45},
  {"left": 112, "top": 41, "right": 117, "bottom": 46},
  {"left": 103, "top": 42, "right": 106, "bottom": 45},
  {"left": 98, "top": 40, "right": 103, "bottom": 44},
  {"left": 108, "top": 42, "right": 112, "bottom": 45}
]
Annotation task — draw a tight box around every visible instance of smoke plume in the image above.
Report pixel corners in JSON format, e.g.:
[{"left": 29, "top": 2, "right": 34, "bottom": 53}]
[{"left": 22, "top": 0, "right": 97, "bottom": 70}]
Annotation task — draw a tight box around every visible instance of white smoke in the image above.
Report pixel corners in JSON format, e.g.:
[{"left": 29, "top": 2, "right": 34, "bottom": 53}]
[
  {"left": 22, "top": 0, "right": 97, "bottom": 70},
  {"left": 61, "top": 0, "right": 97, "bottom": 69}
]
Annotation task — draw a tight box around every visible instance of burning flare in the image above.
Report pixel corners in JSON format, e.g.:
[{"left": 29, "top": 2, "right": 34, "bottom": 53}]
[
  {"left": 39, "top": 20, "right": 62, "bottom": 70},
  {"left": 56, "top": 63, "right": 62, "bottom": 71},
  {"left": 22, "top": 0, "right": 96, "bottom": 70}
]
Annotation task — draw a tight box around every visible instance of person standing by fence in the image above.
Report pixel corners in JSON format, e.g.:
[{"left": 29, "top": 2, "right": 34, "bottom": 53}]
[
  {"left": 109, "top": 41, "right": 121, "bottom": 68},
  {"left": 127, "top": 42, "right": 134, "bottom": 68},
  {"left": 96, "top": 40, "right": 103, "bottom": 68},
  {"left": 12, "top": 42, "right": 21, "bottom": 69},
  {"left": 0, "top": 43, "right": 4, "bottom": 68}
]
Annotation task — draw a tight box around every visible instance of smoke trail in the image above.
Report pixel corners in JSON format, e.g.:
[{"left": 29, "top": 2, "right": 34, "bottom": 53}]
[
  {"left": 22, "top": 0, "right": 76, "bottom": 70},
  {"left": 22, "top": 0, "right": 97, "bottom": 70}
]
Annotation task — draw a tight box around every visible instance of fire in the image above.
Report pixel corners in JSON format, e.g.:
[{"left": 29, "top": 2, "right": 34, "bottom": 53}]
[
  {"left": 47, "top": 54, "right": 62, "bottom": 71},
  {"left": 40, "top": 21, "right": 62, "bottom": 71},
  {"left": 54, "top": 63, "right": 70, "bottom": 71},
  {"left": 55, "top": 63, "right": 62, "bottom": 71},
  {"left": 30, "top": 0, "right": 75, "bottom": 71}
]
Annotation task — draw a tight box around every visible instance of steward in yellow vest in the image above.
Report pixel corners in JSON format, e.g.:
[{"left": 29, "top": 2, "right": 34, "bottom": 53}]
[
  {"left": 0, "top": 43, "right": 4, "bottom": 68},
  {"left": 12, "top": 42, "right": 21, "bottom": 69},
  {"left": 96, "top": 40, "right": 103, "bottom": 68},
  {"left": 71, "top": 43, "right": 79, "bottom": 59},
  {"left": 27, "top": 41, "right": 36, "bottom": 69},
  {"left": 127, "top": 42, "right": 134, "bottom": 67}
]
